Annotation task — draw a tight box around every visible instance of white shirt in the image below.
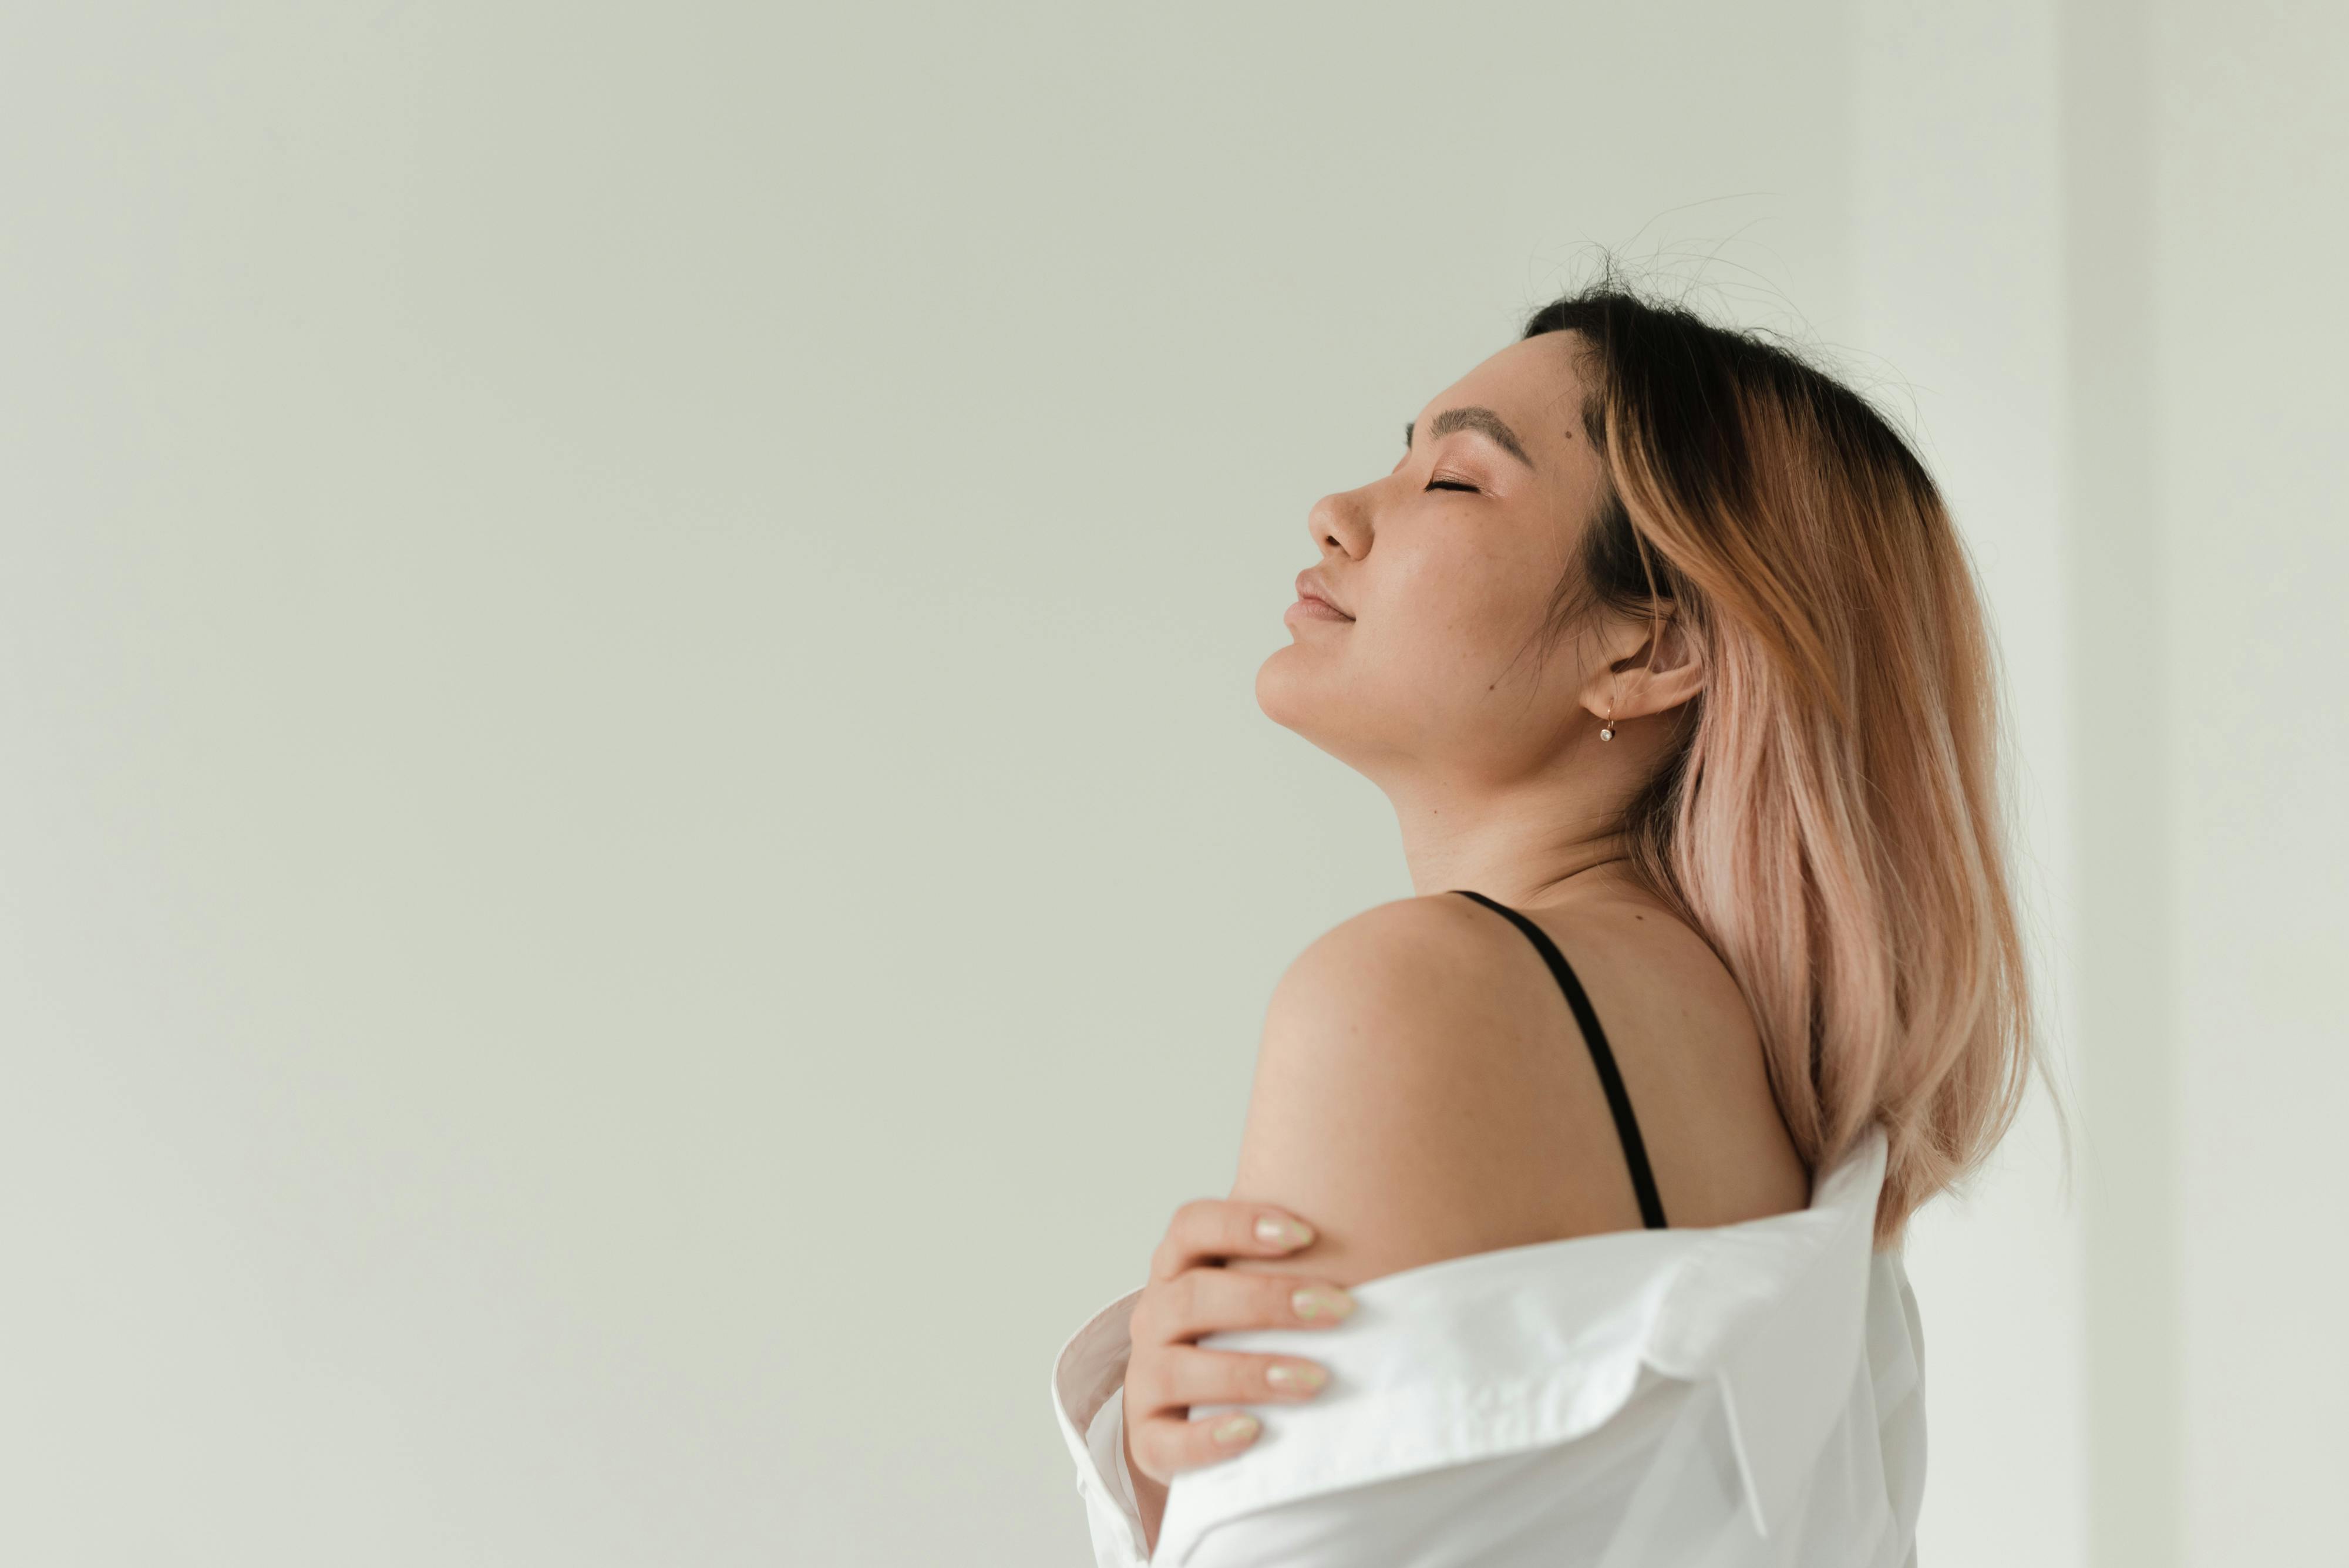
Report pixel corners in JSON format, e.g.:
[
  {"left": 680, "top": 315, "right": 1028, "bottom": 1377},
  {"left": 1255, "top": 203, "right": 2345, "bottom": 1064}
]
[{"left": 1048, "top": 1126, "right": 1925, "bottom": 1567}]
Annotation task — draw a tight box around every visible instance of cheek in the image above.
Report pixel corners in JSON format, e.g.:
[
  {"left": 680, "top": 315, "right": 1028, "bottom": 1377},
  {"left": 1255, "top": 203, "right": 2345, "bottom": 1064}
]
[{"left": 1365, "top": 538, "right": 1550, "bottom": 678}]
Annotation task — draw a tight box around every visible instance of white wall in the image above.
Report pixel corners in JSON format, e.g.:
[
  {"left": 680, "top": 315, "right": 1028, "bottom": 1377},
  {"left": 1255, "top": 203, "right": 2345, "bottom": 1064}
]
[
  {"left": 1851, "top": 5, "right": 2089, "bottom": 1563},
  {"left": 2, "top": 4, "right": 2336, "bottom": 1565},
  {"left": 2152, "top": 3, "right": 2349, "bottom": 1560},
  {"left": 2060, "top": 1, "right": 2184, "bottom": 1560}
]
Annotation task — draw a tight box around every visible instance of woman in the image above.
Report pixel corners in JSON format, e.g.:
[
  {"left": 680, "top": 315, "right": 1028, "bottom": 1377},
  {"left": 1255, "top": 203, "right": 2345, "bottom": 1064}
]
[{"left": 1049, "top": 279, "right": 2038, "bottom": 1566}]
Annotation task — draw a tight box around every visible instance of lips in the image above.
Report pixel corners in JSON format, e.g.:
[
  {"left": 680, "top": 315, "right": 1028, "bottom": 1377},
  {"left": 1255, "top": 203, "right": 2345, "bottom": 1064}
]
[{"left": 1294, "top": 568, "right": 1354, "bottom": 620}]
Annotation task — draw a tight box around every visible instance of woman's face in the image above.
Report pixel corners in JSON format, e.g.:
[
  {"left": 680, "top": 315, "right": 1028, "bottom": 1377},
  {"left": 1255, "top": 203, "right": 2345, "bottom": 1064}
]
[{"left": 1257, "top": 331, "right": 1614, "bottom": 784}]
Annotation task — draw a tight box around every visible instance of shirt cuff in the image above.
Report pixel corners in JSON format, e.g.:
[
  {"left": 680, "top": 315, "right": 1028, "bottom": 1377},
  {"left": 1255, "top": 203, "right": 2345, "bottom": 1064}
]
[{"left": 1051, "top": 1285, "right": 1150, "bottom": 1566}]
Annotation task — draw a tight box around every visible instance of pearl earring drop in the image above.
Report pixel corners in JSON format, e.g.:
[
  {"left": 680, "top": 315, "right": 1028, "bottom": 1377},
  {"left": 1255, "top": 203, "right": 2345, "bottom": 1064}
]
[{"left": 1600, "top": 706, "right": 1617, "bottom": 742}]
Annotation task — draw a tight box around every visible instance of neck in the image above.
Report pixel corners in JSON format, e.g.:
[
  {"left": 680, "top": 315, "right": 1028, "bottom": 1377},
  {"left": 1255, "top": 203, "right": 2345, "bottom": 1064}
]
[{"left": 1386, "top": 768, "right": 1637, "bottom": 910}]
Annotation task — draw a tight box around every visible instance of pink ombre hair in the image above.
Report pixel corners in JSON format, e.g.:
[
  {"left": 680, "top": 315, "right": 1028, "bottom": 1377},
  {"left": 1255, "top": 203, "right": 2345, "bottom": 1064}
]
[{"left": 1522, "top": 278, "right": 2040, "bottom": 1245}]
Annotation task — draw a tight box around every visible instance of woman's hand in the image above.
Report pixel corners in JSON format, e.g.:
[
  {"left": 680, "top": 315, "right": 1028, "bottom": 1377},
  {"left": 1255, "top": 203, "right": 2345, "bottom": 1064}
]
[{"left": 1121, "top": 1199, "right": 1353, "bottom": 1488}]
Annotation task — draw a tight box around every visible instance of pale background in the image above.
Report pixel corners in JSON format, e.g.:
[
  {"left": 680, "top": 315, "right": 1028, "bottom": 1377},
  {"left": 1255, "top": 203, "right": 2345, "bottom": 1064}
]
[{"left": 1, "top": 3, "right": 2340, "bottom": 1565}]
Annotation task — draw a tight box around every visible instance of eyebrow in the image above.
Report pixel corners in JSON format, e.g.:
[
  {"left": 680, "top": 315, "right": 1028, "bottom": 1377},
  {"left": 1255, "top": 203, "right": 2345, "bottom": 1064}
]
[{"left": 1402, "top": 406, "right": 1535, "bottom": 469}]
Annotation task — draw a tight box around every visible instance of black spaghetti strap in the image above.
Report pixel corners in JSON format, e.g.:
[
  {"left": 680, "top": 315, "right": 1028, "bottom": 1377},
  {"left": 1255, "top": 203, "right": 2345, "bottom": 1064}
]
[{"left": 1448, "top": 889, "right": 1668, "bottom": 1230}]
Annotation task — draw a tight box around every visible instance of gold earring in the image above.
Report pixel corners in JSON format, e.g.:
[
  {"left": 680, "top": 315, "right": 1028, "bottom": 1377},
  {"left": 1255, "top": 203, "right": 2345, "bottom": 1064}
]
[{"left": 1600, "top": 704, "right": 1617, "bottom": 742}]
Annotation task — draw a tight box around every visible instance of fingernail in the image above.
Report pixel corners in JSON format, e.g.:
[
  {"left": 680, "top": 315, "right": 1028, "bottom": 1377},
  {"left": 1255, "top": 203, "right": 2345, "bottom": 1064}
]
[
  {"left": 1290, "top": 1285, "right": 1354, "bottom": 1321},
  {"left": 1266, "top": 1361, "right": 1328, "bottom": 1393},
  {"left": 1211, "top": 1413, "right": 1260, "bottom": 1446},
  {"left": 1254, "top": 1214, "right": 1315, "bottom": 1249}
]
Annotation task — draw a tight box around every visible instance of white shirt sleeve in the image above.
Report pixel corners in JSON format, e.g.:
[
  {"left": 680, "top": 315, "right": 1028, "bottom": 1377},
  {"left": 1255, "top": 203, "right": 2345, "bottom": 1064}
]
[
  {"left": 1044, "top": 1130, "right": 1915, "bottom": 1568},
  {"left": 1049, "top": 1286, "right": 1150, "bottom": 1567},
  {"left": 1867, "top": 1251, "right": 1929, "bottom": 1568}
]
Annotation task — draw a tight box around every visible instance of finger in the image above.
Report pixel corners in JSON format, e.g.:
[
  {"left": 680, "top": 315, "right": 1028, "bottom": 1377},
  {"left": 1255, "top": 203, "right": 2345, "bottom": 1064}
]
[
  {"left": 1129, "top": 1268, "right": 1355, "bottom": 1348},
  {"left": 1125, "top": 1344, "right": 1330, "bottom": 1415},
  {"left": 1130, "top": 1405, "right": 1266, "bottom": 1482},
  {"left": 1147, "top": 1198, "right": 1319, "bottom": 1283}
]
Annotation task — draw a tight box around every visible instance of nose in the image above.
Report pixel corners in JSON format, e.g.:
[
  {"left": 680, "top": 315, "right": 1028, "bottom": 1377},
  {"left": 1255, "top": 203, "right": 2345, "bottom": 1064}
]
[{"left": 1306, "top": 484, "right": 1372, "bottom": 558}]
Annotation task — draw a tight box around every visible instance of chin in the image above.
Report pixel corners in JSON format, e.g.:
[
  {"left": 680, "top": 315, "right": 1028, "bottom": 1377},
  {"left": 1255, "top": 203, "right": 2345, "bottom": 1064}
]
[
  {"left": 1256, "top": 645, "right": 1371, "bottom": 764},
  {"left": 1256, "top": 647, "right": 1423, "bottom": 785},
  {"left": 1259, "top": 643, "right": 1297, "bottom": 728},
  {"left": 1254, "top": 644, "right": 1315, "bottom": 734}
]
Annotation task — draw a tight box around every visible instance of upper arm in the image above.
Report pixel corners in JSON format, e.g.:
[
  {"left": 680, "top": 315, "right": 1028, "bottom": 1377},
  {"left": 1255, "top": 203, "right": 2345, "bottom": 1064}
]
[{"left": 1221, "top": 896, "right": 1638, "bottom": 1288}]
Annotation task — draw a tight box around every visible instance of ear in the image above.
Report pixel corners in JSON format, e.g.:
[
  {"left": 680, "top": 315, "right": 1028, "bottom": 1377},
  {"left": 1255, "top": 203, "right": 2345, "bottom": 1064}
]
[{"left": 1579, "top": 609, "right": 1705, "bottom": 724}]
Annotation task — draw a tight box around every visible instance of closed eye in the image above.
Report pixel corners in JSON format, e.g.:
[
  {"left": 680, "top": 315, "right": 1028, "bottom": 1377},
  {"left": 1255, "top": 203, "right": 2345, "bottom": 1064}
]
[{"left": 1426, "top": 478, "right": 1479, "bottom": 493}]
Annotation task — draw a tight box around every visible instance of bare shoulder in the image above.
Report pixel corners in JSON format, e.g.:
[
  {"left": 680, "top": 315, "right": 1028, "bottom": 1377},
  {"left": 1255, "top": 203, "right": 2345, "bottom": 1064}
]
[
  {"left": 1221, "top": 889, "right": 1808, "bottom": 1289},
  {"left": 1260, "top": 893, "right": 1531, "bottom": 1065}
]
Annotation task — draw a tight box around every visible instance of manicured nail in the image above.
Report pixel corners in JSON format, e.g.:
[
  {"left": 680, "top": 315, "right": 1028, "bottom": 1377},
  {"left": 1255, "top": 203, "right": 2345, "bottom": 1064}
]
[
  {"left": 1255, "top": 1214, "right": 1314, "bottom": 1249},
  {"left": 1290, "top": 1285, "right": 1354, "bottom": 1321},
  {"left": 1266, "top": 1361, "right": 1327, "bottom": 1393},
  {"left": 1211, "top": 1413, "right": 1260, "bottom": 1446}
]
